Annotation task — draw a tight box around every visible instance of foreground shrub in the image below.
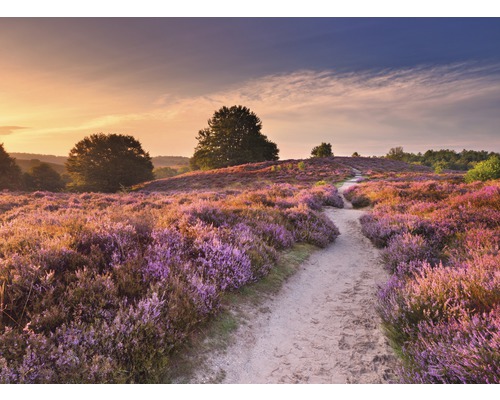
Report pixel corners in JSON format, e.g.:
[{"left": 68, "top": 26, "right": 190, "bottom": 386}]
[
  {"left": 0, "top": 183, "right": 340, "bottom": 382},
  {"left": 357, "top": 177, "right": 500, "bottom": 383},
  {"left": 400, "top": 309, "right": 500, "bottom": 384}
]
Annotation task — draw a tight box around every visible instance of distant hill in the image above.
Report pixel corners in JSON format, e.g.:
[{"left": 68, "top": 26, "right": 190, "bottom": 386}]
[
  {"left": 151, "top": 156, "right": 190, "bottom": 168},
  {"left": 15, "top": 159, "right": 67, "bottom": 175},
  {"left": 11, "top": 153, "right": 67, "bottom": 165},
  {"left": 10, "top": 152, "right": 189, "bottom": 169}
]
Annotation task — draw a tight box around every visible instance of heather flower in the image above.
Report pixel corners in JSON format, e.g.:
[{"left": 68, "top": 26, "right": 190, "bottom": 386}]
[{"left": 0, "top": 180, "right": 343, "bottom": 383}]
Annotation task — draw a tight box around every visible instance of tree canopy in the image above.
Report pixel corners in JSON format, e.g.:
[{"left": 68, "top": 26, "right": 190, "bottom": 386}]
[
  {"left": 311, "top": 142, "right": 333, "bottom": 158},
  {"left": 0, "top": 144, "right": 22, "bottom": 190},
  {"left": 66, "top": 133, "right": 154, "bottom": 192},
  {"left": 385, "top": 147, "right": 499, "bottom": 171},
  {"left": 385, "top": 146, "right": 405, "bottom": 161},
  {"left": 24, "top": 163, "right": 65, "bottom": 192},
  {"left": 190, "top": 105, "right": 279, "bottom": 170}
]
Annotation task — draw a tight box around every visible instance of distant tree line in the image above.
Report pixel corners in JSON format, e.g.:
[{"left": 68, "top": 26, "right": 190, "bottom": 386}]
[
  {"left": 385, "top": 146, "right": 500, "bottom": 171},
  {"left": 0, "top": 145, "right": 63, "bottom": 191},
  {"left": 4, "top": 106, "right": 500, "bottom": 193}
]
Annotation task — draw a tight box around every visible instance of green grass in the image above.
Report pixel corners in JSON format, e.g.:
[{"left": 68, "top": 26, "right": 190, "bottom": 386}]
[{"left": 163, "top": 243, "right": 316, "bottom": 383}]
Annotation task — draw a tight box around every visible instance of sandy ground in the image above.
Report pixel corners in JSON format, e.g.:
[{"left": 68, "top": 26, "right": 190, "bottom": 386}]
[{"left": 186, "top": 171, "right": 399, "bottom": 383}]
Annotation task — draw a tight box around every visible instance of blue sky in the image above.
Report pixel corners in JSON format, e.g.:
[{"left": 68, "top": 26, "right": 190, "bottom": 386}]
[{"left": 1, "top": 17, "right": 500, "bottom": 158}]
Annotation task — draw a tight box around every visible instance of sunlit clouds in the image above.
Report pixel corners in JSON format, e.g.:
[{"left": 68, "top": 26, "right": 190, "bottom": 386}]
[
  {"left": 1, "top": 18, "right": 499, "bottom": 159},
  {"left": 2, "top": 63, "right": 500, "bottom": 158}
]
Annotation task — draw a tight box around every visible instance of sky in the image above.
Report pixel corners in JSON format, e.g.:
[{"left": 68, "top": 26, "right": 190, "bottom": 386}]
[{"left": 1, "top": 17, "right": 500, "bottom": 159}]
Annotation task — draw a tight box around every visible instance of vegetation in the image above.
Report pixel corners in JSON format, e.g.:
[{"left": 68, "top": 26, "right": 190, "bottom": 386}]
[
  {"left": 190, "top": 105, "right": 279, "bottom": 170},
  {"left": 348, "top": 176, "right": 500, "bottom": 383},
  {"left": 23, "top": 163, "right": 65, "bottom": 192},
  {"left": 385, "top": 147, "right": 500, "bottom": 171},
  {"left": 465, "top": 155, "right": 500, "bottom": 183},
  {"left": 0, "top": 144, "right": 22, "bottom": 190},
  {"left": 66, "top": 133, "right": 154, "bottom": 193},
  {"left": 385, "top": 146, "right": 405, "bottom": 161},
  {"left": 0, "top": 182, "right": 344, "bottom": 383},
  {"left": 151, "top": 156, "right": 190, "bottom": 169},
  {"left": 153, "top": 166, "right": 179, "bottom": 179},
  {"left": 310, "top": 142, "right": 333, "bottom": 158}
]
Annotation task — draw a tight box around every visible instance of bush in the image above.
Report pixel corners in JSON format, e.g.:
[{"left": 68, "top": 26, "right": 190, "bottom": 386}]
[
  {"left": 356, "top": 177, "right": 500, "bottom": 383},
  {"left": 465, "top": 155, "right": 500, "bottom": 183},
  {"left": 0, "top": 182, "right": 341, "bottom": 382}
]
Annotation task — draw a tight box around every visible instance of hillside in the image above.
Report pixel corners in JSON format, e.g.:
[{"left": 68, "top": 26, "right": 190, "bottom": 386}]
[
  {"left": 11, "top": 153, "right": 67, "bottom": 165},
  {"left": 152, "top": 155, "right": 190, "bottom": 168},
  {"left": 15, "top": 158, "right": 67, "bottom": 174},
  {"left": 10, "top": 152, "right": 189, "bottom": 170},
  {"left": 136, "top": 156, "right": 431, "bottom": 193}
]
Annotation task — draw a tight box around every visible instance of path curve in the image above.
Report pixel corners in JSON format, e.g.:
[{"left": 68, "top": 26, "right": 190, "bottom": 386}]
[{"left": 189, "top": 171, "right": 398, "bottom": 383}]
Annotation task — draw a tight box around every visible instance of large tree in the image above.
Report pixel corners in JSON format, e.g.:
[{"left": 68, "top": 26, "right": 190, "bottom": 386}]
[
  {"left": 190, "top": 105, "right": 279, "bottom": 170},
  {"left": 0, "top": 143, "right": 22, "bottom": 190},
  {"left": 66, "top": 133, "right": 154, "bottom": 192},
  {"left": 311, "top": 142, "right": 333, "bottom": 158}
]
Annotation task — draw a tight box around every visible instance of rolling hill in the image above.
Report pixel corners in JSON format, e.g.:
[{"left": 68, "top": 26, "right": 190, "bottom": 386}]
[
  {"left": 136, "top": 156, "right": 431, "bottom": 193},
  {"left": 11, "top": 152, "right": 190, "bottom": 170}
]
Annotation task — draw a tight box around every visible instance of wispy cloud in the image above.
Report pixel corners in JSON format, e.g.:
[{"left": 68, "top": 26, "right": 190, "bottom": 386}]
[
  {"left": 0, "top": 126, "right": 29, "bottom": 136},
  {"left": 6, "top": 63, "right": 500, "bottom": 158},
  {"left": 139, "top": 62, "right": 500, "bottom": 156}
]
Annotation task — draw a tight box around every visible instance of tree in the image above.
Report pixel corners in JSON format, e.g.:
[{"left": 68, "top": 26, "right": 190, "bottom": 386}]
[
  {"left": 386, "top": 146, "right": 406, "bottom": 161},
  {"left": 311, "top": 142, "right": 333, "bottom": 158},
  {"left": 154, "top": 166, "right": 178, "bottom": 179},
  {"left": 352, "top": 151, "right": 360, "bottom": 157},
  {"left": 66, "top": 133, "right": 154, "bottom": 192},
  {"left": 0, "top": 143, "right": 22, "bottom": 190},
  {"left": 24, "top": 163, "right": 65, "bottom": 192},
  {"left": 190, "top": 105, "right": 279, "bottom": 170},
  {"left": 465, "top": 155, "right": 500, "bottom": 183}
]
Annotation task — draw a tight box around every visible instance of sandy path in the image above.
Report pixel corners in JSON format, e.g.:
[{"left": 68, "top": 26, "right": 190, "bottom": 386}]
[{"left": 188, "top": 171, "right": 398, "bottom": 383}]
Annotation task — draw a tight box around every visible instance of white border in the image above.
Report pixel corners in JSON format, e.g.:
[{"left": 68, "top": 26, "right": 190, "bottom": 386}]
[{"left": 1, "top": 1, "right": 500, "bottom": 17}]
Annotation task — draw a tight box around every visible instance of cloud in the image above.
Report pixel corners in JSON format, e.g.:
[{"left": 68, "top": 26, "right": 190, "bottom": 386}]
[
  {"left": 143, "top": 62, "right": 500, "bottom": 156},
  {"left": 0, "top": 126, "right": 29, "bottom": 135},
  {"left": 8, "top": 62, "right": 500, "bottom": 158}
]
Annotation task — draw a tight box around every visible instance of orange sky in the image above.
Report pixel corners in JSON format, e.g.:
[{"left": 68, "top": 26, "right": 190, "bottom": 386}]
[{"left": 1, "top": 18, "right": 500, "bottom": 159}]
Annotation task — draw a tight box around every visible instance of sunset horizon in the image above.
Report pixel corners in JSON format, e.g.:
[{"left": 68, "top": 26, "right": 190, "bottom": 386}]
[{"left": 1, "top": 17, "right": 500, "bottom": 160}]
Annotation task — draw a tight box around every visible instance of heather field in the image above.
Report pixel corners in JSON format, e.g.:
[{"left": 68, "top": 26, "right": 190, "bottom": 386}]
[
  {"left": 344, "top": 175, "right": 500, "bottom": 383},
  {"left": 1, "top": 156, "right": 498, "bottom": 384},
  {"left": 0, "top": 182, "right": 344, "bottom": 383},
  {"left": 136, "top": 156, "right": 429, "bottom": 193}
]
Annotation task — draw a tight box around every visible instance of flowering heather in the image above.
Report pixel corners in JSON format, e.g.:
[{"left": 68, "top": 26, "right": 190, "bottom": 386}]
[
  {"left": 0, "top": 183, "right": 342, "bottom": 383},
  {"left": 355, "top": 177, "right": 500, "bottom": 383}
]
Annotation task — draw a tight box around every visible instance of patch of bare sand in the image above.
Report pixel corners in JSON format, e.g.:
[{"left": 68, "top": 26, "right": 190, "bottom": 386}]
[{"left": 185, "top": 172, "right": 399, "bottom": 383}]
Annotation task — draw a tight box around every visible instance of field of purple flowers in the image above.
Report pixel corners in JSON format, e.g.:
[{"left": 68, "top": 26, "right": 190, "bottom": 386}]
[
  {"left": 0, "top": 183, "right": 343, "bottom": 383},
  {"left": 345, "top": 176, "right": 500, "bottom": 383}
]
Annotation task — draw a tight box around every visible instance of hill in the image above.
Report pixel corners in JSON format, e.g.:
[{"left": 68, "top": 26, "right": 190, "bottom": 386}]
[
  {"left": 11, "top": 153, "right": 67, "bottom": 165},
  {"left": 152, "top": 156, "right": 190, "bottom": 168},
  {"left": 136, "top": 156, "right": 431, "bottom": 193},
  {"left": 10, "top": 152, "right": 189, "bottom": 170},
  {"left": 15, "top": 158, "right": 67, "bottom": 175}
]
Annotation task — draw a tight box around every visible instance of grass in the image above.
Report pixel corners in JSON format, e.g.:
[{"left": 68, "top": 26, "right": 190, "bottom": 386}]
[{"left": 162, "top": 243, "right": 316, "bottom": 383}]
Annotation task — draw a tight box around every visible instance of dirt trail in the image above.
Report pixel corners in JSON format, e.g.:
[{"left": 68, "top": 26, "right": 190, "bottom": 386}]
[{"left": 187, "top": 171, "right": 398, "bottom": 383}]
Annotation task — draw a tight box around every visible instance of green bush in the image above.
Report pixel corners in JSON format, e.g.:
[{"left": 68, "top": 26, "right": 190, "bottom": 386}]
[{"left": 465, "top": 155, "right": 500, "bottom": 183}]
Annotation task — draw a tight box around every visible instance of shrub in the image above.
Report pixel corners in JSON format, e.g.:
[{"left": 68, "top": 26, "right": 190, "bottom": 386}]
[
  {"left": 0, "top": 181, "right": 341, "bottom": 382},
  {"left": 357, "top": 176, "right": 500, "bottom": 383},
  {"left": 465, "top": 155, "right": 500, "bottom": 183}
]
